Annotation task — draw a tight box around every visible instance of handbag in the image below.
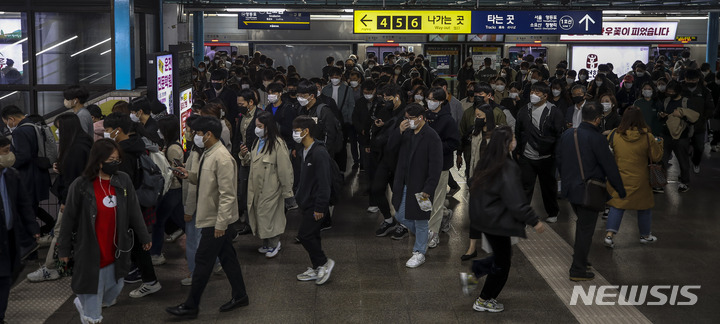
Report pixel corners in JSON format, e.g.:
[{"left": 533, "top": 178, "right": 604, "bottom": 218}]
[
  {"left": 574, "top": 129, "right": 608, "bottom": 212},
  {"left": 647, "top": 135, "right": 667, "bottom": 188}
]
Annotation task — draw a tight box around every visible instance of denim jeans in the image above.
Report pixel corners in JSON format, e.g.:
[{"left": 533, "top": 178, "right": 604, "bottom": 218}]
[
  {"left": 76, "top": 263, "right": 124, "bottom": 323},
  {"left": 395, "top": 186, "right": 429, "bottom": 254},
  {"left": 185, "top": 217, "right": 203, "bottom": 274},
  {"left": 606, "top": 207, "right": 652, "bottom": 236},
  {"left": 151, "top": 188, "right": 184, "bottom": 256}
]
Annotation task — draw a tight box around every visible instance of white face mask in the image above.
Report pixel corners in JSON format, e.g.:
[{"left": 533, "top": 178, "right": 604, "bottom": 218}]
[
  {"left": 642, "top": 90, "right": 654, "bottom": 98},
  {"left": 496, "top": 85, "right": 506, "bottom": 92},
  {"left": 500, "top": 73, "right": 507, "bottom": 77},
  {"left": 194, "top": 134, "right": 206, "bottom": 148},
  {"left": 657, "top": 85, "right": 666, "bottom": 92},
  {"left": 491, "top": 84, "right": 497, "bottom": 91},
  {"left": 317, "top": 90, "right": 322, "bottom": 97},
  {"left": 530, "top": 94, "right": 542, "bottom": 104},
  {"left": 368, "top": 64, "right": 375, "bottom": 69},
  {"left": 254, "top": 126, "right": 265, "bottom": 138},
  {"left": 427, "top": 100, "right": 440, "bottom": 111},
  {"left": 552, "top": 89, "right": 562, "bottom": 97},
  {"left": 509, "top": 92, "right": 519, "bottom": 99},
  {"left": 263, "top": 81, "right": 271, "bottom": 88},
  {"left": 130, "top": 113, "right": 140, "bottom": 122},
  {"left": 103, "top": 131, "right": 111, "bottom": 139},
  {"left": 55, "top": 129, "right": 60, "bottom": 139},
  {"left": 414, "top": 94, "right": 424, "bottom": 101},
  {"left": 267, "top": 94, "right": 279, "bottom": 104},
  {"left": 292, "top": 130, "right": 305, "bottom": 143},
  {"left": 530, "top": 78, "right": 539, "bottom": 84},
  {"left": 566, "top": 77, "right": 575, "bottom": 84},
  {"left": 579, "top": 75, "right": 588, "bottom": 81},
  {"left": 297, "top": 96, "right": 310, "bottom": 107},
  {"left": 601, "top": 102, "right": 613, "bottom": 112},
  {"left": 636, "top": 72, "right": 645, "bottom": 77},
  {"left": 330, "top": 78, "right": 341, "bottom": 86},
  {"left": 624, "top": 83, "right": 633, "bottom": 89},
  {"left": 363, "top": 94, "right": 374, "bottom": 100},
  {"left": 241, "top": 84, "right": 250, "bottom": 89},
  {"left": 702, "top": 71, "right": 710, "bottom": 77},
  {"left": 409, "top": 119, "right": 419, "bottom": 130},
  {"left": 350, "top": 81, "right": 359, "bottom": 88},
  {"left": 596, "top": 81, "right": 604, "bottom": 87}
]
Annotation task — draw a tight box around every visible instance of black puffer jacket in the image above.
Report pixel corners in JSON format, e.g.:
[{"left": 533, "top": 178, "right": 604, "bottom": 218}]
[
  {"left": 469, "top": 157, "right": 540, "bottom": 238},
  {"left": 426, "top": 104, "right": 461, "bottom": 171}
]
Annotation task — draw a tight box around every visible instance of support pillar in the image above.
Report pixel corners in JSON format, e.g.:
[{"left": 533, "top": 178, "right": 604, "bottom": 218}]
[
  {"left": 707, "top": 12, "right": 719, "bottom": 72},
  {"left": 114, "top": 0, "right": 135, "bottom": 90},
  {"left": 193, "top": 11, "right": 204, "bottom": 68}
]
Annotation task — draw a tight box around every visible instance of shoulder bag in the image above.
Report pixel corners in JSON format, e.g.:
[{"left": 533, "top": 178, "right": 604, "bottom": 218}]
[
  {"left": 647, "top": 135, "right": 667, "bottom": 188},
  {"left": 574, "top": 129, "right": 608, "bottom": 212}
]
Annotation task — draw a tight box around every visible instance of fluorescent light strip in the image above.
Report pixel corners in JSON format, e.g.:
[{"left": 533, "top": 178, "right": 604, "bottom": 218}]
[
  {"left": 71, "top": 38, "right": 111, "bottom": 57},
  {"left": 225, "top": 8, "right": 285, "bottom": 12},
  {"left": 36, "top": 35, "right": 78, "bottom": 56},
  {"left": 214, "top": 14, "right": 238, "bottom": 17},
  {"left": 0, "top": 37, "right": 27, "bottom": 52},
  {"left": 79, "top": 72, "right": 99, "bottom": 82},
  {"left": 603, "top": 10, "right": 642, "bottom": 15},
  {"left": 100, "top": 49, "right": 112, "bottom": 55},
  {"left": 0, "top": 91, "right": 18, "bottom": 101},
  {"left": 90, "top": 73, "right": 112, "bottom": 84}
]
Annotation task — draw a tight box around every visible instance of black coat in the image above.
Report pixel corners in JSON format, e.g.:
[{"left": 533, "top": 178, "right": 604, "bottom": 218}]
[
  {"left": 388, "top": 125, "right": 443, "bottom": 220},
  {"left": 352, "top": 97, "right": 383, "bottom": 147},
  {"left": 600, "top": 111, "right": 621, "bottom": 133},
  {"left": 58, "top": 172, "right": 150, "bottom": 294},
  {"left": 56, "top": 135, "right": 93, "bottom": 204},
  {"left": 265, "top": 97, "right": 299, "bottom": 150},
  {"left": 232, "top": 107, "right": 259, "bottom": 160},
  {"left": 426, "top": 104, "right": 461, "bottom": 170},
  {"left": 0, "top": 167, "right": 40, "bottom": 279},
  {"left": 141, "top": 117, "right": 162, "bottom": 146},
  {"left": 469, "top": 158, "right": 540, "bottom": 238},
  {"left": 295, "top": 143, "right": 333, "bottom": 214},
  {"left": 10, "top": 118, "right": 50, "bottom": 203},
  {"left": 205, "top": 87, "right": 239, "bottom": 131},
  {"left": 515, "top": 102, "right": 564, "bottom": 157},
  {"left": 118, "top": 134, "right": 146, "bottom": 189},
  {"left": 371, "top": 104, "right": 404, "bottom": 166},
  {"left": 556, "top": 122, "right": 626, "bottom": 205}
]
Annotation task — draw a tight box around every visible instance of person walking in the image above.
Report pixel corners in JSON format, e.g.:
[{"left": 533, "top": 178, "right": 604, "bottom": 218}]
[
  {"left": 239, "top": 111, "right": 294, "bottom": 258},
  {"left": 386, "top": 104, "right": 443, "bottom": 268},
  {"left": 57, "top": 139, "right": 152, "bottom": 324},
  {"left": 461, "top": 126, "right": 546, "bottom": 312},
  {"left": 167, "top": 116, "right": 249, "bottom": 319},
  {"left": 557, "top": 102, "right": 626, "bottom": 281},
  {"left": 604, "top": 107, "right": 663, "bottom": 248}
]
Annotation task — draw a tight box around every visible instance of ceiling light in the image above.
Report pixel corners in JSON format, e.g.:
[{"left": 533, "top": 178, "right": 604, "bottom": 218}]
[
  {"left": 603, "top": 10, "right": 642, "bottom": 15},
  {"left": 71, "top": 38, "right": 111, "bottom": 57},
  {"left": 225, "top": 8, "right": 285, "bottom": 13}
]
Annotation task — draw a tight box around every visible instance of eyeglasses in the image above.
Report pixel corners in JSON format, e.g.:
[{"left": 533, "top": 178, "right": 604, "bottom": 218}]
[{"left": 104, "top": 158, "right": 122, "bottom": 164}]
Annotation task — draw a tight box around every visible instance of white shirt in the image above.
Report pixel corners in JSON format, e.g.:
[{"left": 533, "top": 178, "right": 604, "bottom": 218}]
[
  {"left": 572, "top": 101, "right": 585, "bottom": 128},
  {"left": 331, "top": 85, "right": 340, "bottom": 105}
]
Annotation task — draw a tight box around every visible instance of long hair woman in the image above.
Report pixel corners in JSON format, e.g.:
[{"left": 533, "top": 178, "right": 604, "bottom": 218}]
[
  {"left": 149, "top": 115, "right": 186, "bottom": 264},
  {"left": 604, "top": 106, "right": 663, "bottom": 248},
  {"left": 461, "top": 104, "right": 496, "bottom": 261},
  {"left": 238, "top": 111, "right": 294, "bottom": 258},
  {"left": 57, "top": 139, "right": 151, "bottom": 323},
  {"left": 461, "top": 126, "right": 546, "bottom": 313}
]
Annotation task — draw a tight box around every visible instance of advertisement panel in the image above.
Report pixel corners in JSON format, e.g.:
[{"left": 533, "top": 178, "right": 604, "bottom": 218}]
[
  {"left": 178, "top": 88, "right": 193, "bottom": 151},
  {"left": 571, "top": 46, "right": 649, "bottom": 80},
  {"left": 157, "top": 54, "right": 173, "bottom": 114},
  {"left": 0, "top": 18, "right": 24, "bottom": 75},
  {"left": 561, "top": 21, "right": 678, "bottom": 42}
]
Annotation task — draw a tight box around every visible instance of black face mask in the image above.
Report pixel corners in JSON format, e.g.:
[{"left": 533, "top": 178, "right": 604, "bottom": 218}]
[
  {"left": 212, "top": 83, "right": 223, "bottom": 90},
  {"left": 288, "top": 90, "right": 297, "bottom": 96},
  {"left": 101, "top": 160, "right": 121, "bottom": 175},
  {"left": 572, "top": 96, "right": 585, "bottom": 104},
  {"left": 239, "top": 105, "right": 249, "bottom": 115},
  {"left": 466, "top": 91, "right": 475, "bottom": 98},
  {"left": 474, "top": 117, "right": 486, "bottom": 130},
  {"left": 686, "top": 82, "right": 697, "bottom": 88}
]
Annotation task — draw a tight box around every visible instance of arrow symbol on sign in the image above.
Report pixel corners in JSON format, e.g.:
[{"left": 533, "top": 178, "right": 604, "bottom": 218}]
[
  {"left": 360, "top": 14, "right": 373, "bottom": 27},
  {"left": 579, "top": 14, "right": 596, "bottom": 31}
]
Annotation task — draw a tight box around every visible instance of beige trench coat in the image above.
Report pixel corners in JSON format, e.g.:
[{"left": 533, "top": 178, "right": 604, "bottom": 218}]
[{"left": 241, "top": 138, "right": 294, "bottom": 239}]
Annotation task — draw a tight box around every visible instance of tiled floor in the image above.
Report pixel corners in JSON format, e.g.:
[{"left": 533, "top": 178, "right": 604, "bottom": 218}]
[{"left": 8, "top": 151, "right": 720, "bottom": 324}]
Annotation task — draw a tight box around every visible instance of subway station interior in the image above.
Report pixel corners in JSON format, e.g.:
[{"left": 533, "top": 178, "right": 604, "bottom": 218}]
[{"left": 1, "top": 0, "right": 720, "bottom": 323}]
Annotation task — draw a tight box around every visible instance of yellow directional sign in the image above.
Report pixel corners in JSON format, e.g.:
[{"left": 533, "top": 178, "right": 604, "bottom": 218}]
[{"left": 354, "top": 10, "right": 472, "bottom": 34}]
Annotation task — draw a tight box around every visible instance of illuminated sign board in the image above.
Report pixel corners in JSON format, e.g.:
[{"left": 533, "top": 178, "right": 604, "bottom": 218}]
[
  {"left": 156, "top": 54, "right": 173, "bottom": 114},
  {"left": 560, "top": 21, "right": 678, "bottom": 41},
  {"left": 0, "top": 18, "right": 25, "bottom": 75},
  {"left": 571, "top": 46, "right": 649, "bottom": 80},
  {"left": 179, "top": 88, "right": 193, "bottom": 150},
  {"left": 354, "top": 11, "right": 472, "bottom": 34},
  {"left": 238, "top": 12, "right": 310, "bottom": 30},
  {"left": 676, "top": 36, "right": 697, "bottom": 44}
]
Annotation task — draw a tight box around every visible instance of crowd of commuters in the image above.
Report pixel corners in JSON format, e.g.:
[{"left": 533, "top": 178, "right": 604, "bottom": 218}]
[{"left": 0, "top": 47, "right": 718, "bottom": 321}]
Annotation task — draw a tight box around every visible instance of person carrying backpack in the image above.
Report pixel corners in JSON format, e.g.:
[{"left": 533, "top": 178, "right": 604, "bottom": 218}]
[
  {"left": 103, "top": 112, "right": 162, "bottom": 299},
  {"left": 296, "top": 80, "right": 343, "bottom": 158},
  {"left": 1, "top": 106, "right": 52, "bottom": 235}
]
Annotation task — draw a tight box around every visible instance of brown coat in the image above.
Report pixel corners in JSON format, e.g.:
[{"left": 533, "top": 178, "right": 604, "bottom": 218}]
[{"left": 607, "top": 128, "right": 663, "bottom": 210}]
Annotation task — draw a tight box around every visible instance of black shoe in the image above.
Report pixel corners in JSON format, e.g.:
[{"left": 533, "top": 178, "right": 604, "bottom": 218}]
[
  {"left": 375, "top": 220, "right": 397, "bottom": 237},
  {"left": 124, "top": 269, "right": 142, "bottom": 284},
  {"left": 166, "top": 303, "right": 198, "bottom": 319},
  {"left": 237, "top": 223, "right": 253, "bottom": 236},
  {"left": 219, "top": 295, "right": 249, "bottom": 312},
  {"left": 390, "top": 225, "right": 409, "bottom": 240},
  {"left": 460, "top": 251, "right": 478, "bottom": 261},
  {"left": 569, "top": 271, "right": 595, "bottom": 282},
  {"left": 320, "top": 217, "right": 332, "bottom": 231}
]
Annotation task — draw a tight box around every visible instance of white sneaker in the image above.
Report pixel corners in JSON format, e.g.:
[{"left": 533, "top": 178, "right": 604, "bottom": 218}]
[
  {"left": 367, "top": 206, "right": 380, "bottom": 213},
  {"left": 428, "top": 230, "right": 439, "bottom": 248},
  {"left": 129, "top": 281, "right": 162, "bottom": 298},
  {"left": 640, "top": 235, "right": 658, "bottom": 244},
  {"left": 604, "top": 236, "right": 615, "bottom": 248},
  {"left": 258, "top": 246, "right": 270, "bottom": 254},
  {"left": 441, "top": 209, "right": 453, "bottom": 233},
  {"left": 316, "top": 259, "right": 335, "bottom": 285},
  {"left": 546, "top": 216, "right": 558, "bottom": 223},
  {"left": 165, "top": 229, "right": 184, "bottom": 243},
  {"left": 693, "top": 164, "right": 700, "bottom": 174},
  {"left": 405, "top": 252, "right": 426, "bottom": 268},
  {"left": 265, "top": 242, "right": 281, "bottom": 258},
  {"left": 74, "top": 297, "right": 89, "bottom": 324},
  {"left": 27, "top": 266, "right": 60, "bottom": 282},
  {"left": 296, "top": 267, "right": 318, "bottom": 281},
  {"left": 151, "top": 254, "right": 166, "bottom": 266},
  {"left": 180, "top": 277, "right": 192, "bottom": 286}
]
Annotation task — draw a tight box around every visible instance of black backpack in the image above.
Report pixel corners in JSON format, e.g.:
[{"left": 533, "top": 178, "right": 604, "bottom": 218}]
[
  {"left": 329, "top": 158, "right": 344, "bottom": 205},
  {"left": 314, "top": 103, "right": 344, "bottom": 154}
]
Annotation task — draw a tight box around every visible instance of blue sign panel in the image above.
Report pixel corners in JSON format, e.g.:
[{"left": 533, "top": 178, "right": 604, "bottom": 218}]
[
  {"left": 471, "top": 11, "right": 602, "bottom": 35},
  {"left": 238, "top": 12, "right": 310, "bottom": 30}
]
